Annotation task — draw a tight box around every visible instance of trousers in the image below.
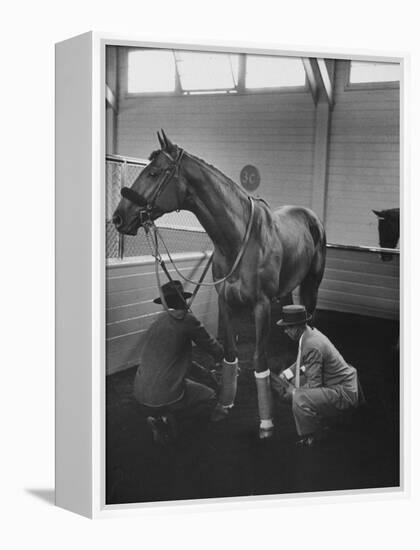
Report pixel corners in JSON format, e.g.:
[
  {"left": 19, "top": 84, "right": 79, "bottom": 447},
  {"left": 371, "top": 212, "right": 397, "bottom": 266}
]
[
  {"left": 292, "top": 383, "right": 359, "bottom": 436},
  {"left": 137, "top": 378, "right": 217, "bottom": 422}
]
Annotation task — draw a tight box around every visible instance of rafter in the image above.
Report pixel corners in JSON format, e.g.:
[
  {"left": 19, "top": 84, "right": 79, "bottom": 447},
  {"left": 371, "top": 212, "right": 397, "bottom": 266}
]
[
  {"left": 302, "top": 58, "right": 334, "bottom": 107},
  {"left": 106, "top": 84, "right": 117, "bottom": 112}
]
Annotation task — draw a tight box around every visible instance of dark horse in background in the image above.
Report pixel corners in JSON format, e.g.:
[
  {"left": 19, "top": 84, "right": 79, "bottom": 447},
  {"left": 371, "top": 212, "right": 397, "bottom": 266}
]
[
  {"left": 113, "top": 131, "right": 326, "bottom": 438},
  {"left": 372, "top": 208, "right": 400, "bottom": 261}
]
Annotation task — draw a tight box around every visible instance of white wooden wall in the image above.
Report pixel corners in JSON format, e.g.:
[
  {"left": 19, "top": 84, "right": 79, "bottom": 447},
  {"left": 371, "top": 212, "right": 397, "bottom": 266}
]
[
  {"left": 114, "top": 56, "right": 399, "bottom": 249},
  {"left": 326, "top": 61, "right": 400, "bottom": 246},
  {"left": 106, "top": 53, "right": 400, "bottom": 374},
  {"left": 107, "top": 247, "right": 399, "bottom": 373},
  {"left": 106, "top": 253, "right": 218, "bottom": 374},
  {"left": 115, "top": 44, "right": 316, "bottom": 210},
  {"left": 317, "top": 247, "right": 399, "bottom": 319}
]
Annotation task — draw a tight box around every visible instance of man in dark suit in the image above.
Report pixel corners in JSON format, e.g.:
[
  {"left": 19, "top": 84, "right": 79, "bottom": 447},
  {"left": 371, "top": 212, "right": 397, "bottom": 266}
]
[
  {"left": 133, "top": 280, "right": 226, "bottom": 444},
  {"left": 271, "top": 305, "right": 362, "bottom": 446}
]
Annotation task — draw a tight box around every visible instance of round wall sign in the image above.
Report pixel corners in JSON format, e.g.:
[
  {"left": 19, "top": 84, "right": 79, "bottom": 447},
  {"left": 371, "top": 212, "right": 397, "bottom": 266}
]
[{"left": 240, "top": 165, "right": 260, "bottom": 191}]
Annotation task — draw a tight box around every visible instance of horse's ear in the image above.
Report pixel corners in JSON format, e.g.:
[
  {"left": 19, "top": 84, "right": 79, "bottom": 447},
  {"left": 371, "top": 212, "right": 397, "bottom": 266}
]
[
  {"left": 161, "top": 129, "right": 175, "bottom": 154},
  {"left": 372, "top": 209, "right": 384, "bottom": 218},
  {"left": 157, "top": 131, "right": 165, "bottom": 150}
]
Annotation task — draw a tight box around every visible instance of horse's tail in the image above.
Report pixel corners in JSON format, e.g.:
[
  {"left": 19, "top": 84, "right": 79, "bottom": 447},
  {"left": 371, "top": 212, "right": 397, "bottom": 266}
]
[
  {"left": 307, "top": 211, "right": 327, "bottom": 254},
  {"left": 298, "top": 211, "right": 327, "bottom": 317}
]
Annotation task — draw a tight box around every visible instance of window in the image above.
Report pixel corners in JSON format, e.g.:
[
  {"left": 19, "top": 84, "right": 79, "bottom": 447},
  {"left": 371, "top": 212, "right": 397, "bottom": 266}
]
[
  {"left": 175, "top": 51, "right": 239, "bottom": 92},
  {"left": 127, "top": 49, "right": 307, "bottom": 95},
  {"left": 349, "top": 61, "right": 400, "bottom": 84},
  {"left": 128, "top": 50, "right": 176, "bottom": 93},
  {"left": 245, "top": 55, "right": 306, "bottom": 89}
]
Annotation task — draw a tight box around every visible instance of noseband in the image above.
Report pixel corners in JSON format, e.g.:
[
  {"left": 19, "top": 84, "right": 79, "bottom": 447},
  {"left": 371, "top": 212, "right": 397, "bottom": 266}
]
[{"left": 120, "top": 148, "right": 185, "bottom": 224}]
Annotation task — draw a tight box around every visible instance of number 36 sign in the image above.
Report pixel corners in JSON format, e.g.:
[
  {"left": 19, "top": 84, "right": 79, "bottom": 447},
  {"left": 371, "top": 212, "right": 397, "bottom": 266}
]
[{"left": 240, "top": 164, "right": 261, "bottom": 191}]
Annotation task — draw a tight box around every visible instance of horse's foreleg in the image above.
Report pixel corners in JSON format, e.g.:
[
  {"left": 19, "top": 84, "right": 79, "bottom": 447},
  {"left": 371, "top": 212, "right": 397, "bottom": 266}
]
[
  {"left": 254, "top": 297, "right": 274, "bottom": 439},
  {"left": 218, "top": 295, "right": 237, "bottom": 362},
  {"left": 218, "top": 295, "right": 239, "bottom": 409}
]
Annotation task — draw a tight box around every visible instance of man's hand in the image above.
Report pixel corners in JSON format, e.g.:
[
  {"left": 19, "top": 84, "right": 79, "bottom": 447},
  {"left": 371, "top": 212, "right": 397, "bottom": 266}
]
[
  {"left": 270, "top": 371, "right": 296, "bottom": 401},
  {"left": 189, "top": 361, "right": 219, "bottom": 391},
  {"left": 282, "top": 378, "right": 295, "bottom": 402}
]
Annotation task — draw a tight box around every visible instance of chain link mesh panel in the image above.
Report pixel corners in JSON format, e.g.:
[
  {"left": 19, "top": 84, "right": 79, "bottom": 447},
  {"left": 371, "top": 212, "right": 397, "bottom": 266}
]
[
  {"left": 106, "top": 157, "right": 213, "bottom": 259},
  {"left": 106, "top": 161, "right": 123, "bottom": 258}
]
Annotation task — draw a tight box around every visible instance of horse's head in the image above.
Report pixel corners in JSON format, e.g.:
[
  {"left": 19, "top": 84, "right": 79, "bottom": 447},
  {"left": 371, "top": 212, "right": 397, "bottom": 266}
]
[
  {"left": 372, "top": 208, "right": 400, "bottom": 261},
  {"left": 112, "top": 130, "right": 187, "bottom": 235}
]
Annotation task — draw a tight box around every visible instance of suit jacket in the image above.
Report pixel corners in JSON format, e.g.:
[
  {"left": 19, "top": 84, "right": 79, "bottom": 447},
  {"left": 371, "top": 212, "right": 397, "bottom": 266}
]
[
  {"left": 133, "top": 310, "right": 224, "bottom": 407},
  {"left": 290, "top": 327, "right": 358, "bottom": 394}
]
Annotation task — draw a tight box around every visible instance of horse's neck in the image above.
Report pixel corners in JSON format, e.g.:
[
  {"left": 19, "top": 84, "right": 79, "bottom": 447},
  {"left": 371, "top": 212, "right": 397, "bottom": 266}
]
[{"left": 182, "top": 155, "right": 249, "bottom": 256}]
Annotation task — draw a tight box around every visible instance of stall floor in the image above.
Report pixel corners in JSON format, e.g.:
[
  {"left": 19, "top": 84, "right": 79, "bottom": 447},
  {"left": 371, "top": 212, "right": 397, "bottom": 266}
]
[{"left": 106, "top": 307, "right": 400, "bottom": 505}]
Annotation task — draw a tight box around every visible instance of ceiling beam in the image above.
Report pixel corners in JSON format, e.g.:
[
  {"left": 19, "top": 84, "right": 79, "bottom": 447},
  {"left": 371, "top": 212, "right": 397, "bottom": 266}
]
[
  {"left": 106, "top": 84, "right": 117, "bottom": 112},
  {"left": 317, "top": 59, "right": 334, "bottom": 106},
  {"left": 302, "top": 58, "right": 319, "bottom": 104},
  {"left": 302, "top": 58, "right": 334, "bottom": 108}
]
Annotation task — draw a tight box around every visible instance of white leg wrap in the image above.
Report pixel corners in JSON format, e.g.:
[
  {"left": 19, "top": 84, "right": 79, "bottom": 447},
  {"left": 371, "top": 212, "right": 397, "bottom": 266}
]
[
  {"left": 260, "top": 419, "right": 274, "bottom": 430},
  {"left": 219, "top": 358, "right": 239, "bottom": 408},
  {"left": 255, "top": 370, "right": 274, "bottom": 426}
]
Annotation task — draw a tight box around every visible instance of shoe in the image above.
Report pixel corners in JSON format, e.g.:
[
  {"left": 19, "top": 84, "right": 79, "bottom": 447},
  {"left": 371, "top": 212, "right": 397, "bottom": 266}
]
[
  {"left": 211, "top": 403, "right": 229, "bottom": 422},
  {"left": 147, "top": 416, "right": 171, "bottom": 446},
  {"left": 161, "top": 414, "right": 178, "bottom": 440},
  {"left": 296, "top": 435, "right": 316, "bottom": 447}
]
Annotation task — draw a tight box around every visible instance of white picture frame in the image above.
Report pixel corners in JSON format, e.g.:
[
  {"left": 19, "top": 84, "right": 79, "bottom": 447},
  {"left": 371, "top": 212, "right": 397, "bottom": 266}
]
[{"left": 55, "top": 32, "right": 407, "bottom": 518}]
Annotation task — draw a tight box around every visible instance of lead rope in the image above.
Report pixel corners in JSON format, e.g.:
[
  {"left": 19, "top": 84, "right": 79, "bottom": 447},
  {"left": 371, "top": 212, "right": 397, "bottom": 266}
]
[
  {"left": 145, "top": 225, "right": 189, "bottom": 321},
  {"left": 145, "top": 223, "right": 215, "bottom": 321}
]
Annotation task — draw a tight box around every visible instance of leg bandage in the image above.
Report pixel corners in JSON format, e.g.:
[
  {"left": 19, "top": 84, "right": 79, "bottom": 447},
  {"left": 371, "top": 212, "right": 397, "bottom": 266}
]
[
  {"left": 255, "top": 370, "right": 274, "bottom": 429},
  {"left": 219, "top": 358, "right": 239, "bottom": 408}
]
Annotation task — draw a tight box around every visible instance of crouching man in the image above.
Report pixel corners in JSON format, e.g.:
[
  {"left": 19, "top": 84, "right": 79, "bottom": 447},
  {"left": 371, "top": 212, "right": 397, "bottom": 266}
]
[
  {"left": 271, "top": 305, "right": 362, "bottom": 446},
  {"left": 133, "top": 280, "right": 227, "bottom": 445}
]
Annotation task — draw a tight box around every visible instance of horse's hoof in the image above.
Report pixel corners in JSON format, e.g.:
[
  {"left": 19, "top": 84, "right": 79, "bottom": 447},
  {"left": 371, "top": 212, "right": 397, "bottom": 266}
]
[{"left": 259, "top": 427, "right": 274, "bottom": 439}]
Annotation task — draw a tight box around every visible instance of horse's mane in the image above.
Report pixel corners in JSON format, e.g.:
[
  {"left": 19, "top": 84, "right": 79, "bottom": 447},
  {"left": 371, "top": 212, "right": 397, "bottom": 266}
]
[
  {"left": 150, "top": 146, "right": 248, "bottom": 199},
  {"left": 191, "top": 152, "right": 245, "bottom": 193},
  {"left": 150, "top": 145, "right": 275, "bottom": 211}
]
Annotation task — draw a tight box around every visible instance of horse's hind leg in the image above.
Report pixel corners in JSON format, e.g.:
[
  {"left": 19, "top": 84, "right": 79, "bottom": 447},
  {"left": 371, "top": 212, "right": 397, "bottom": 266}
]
[{"left": 299, "top": 248, "right": 326, "bottom": 318}]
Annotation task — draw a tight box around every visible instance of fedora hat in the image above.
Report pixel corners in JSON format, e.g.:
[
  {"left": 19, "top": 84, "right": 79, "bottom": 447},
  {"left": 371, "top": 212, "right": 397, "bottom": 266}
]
[
  {"left": 153, "top": 280, "right": 192, "bottom": 305},
  {"left": 276, "top": 305, "right": 312, "bottom": 327}
]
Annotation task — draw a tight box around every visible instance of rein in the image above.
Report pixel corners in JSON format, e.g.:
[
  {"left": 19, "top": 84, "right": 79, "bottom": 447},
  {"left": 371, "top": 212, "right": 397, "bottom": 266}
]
[
  {"left": 144, "top": 224, "right": 214, "bottom": 321},
  {"left": 148, "top": 226, "right": 190, "bottom": 321}
]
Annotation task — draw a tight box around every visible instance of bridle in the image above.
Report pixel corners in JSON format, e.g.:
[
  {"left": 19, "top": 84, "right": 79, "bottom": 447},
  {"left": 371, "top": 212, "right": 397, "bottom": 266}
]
[
  {"left": 118, "top": 147, "right": 256, "bottom": 316},
  {"left": 120, "top": 148, "right": 185, "bottom": 225}
]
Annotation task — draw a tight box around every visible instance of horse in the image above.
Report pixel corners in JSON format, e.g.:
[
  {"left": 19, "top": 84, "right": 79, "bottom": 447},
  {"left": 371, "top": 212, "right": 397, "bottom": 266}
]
[
  {"left": 372, "top": 208, "right": 400, "bottom": 261},
  {"left": 113, "top": 130, "right": 327, "bottom": 438}
]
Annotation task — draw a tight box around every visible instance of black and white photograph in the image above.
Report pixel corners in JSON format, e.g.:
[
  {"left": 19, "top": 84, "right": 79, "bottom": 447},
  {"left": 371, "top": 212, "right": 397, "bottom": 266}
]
[{"left": 105, "top": 45, "right": 400, "bottom": 505}]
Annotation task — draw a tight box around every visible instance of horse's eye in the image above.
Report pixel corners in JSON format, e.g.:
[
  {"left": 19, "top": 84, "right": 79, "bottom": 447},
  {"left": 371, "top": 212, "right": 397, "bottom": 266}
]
[{"left": 149, "top": 171, "right": 159, "bottom": 178}]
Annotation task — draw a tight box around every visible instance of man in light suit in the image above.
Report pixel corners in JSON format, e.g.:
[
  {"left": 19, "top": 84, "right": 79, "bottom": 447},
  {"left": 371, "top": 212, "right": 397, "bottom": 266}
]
[
  {"left": 271, "top": 305, "right": 361, "bottom": 446},
  {"left": 133, "top": 280, "right": 226, "bottom": 445}
]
